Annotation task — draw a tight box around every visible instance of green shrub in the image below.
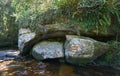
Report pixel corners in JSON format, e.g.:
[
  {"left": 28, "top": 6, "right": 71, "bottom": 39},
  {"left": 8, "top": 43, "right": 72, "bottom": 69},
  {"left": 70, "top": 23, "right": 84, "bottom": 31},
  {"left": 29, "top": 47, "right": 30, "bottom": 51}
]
[{"left": 12, "top": 0, "right": 120, "bottom": 33}]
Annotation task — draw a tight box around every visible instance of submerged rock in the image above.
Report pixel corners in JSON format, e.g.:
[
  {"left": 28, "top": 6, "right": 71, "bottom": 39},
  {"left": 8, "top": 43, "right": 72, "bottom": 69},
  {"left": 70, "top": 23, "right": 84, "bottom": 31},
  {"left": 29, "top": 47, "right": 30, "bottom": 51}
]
[
  {"left": 32, "top": 41, "right": 64, "bottom": 60},
  {"left": 18, "top": 28, "right": 36, "bottom": 52},
  {"left": 64, "top": 35, "right": 110, "bottom": 65}
]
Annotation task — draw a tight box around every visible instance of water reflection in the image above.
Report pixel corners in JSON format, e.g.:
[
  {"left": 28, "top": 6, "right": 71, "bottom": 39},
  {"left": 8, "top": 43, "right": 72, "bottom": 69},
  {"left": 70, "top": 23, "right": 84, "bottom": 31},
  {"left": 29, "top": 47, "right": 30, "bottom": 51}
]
[{"left": 0, "top": 58, "right": 120, "bottom": 76}]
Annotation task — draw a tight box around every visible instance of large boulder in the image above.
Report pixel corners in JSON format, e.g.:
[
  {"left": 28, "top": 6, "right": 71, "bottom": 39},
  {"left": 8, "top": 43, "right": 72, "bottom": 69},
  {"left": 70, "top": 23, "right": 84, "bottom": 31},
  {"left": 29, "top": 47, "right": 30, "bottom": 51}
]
[
  {"left": 64, "top": 35, "right": 110, "bottom": 65},
  {"left": 20, "top": 22, "right": 117, "bottom": 56},
  {"left": 32, "top": 41, "right": 64, "bottom": 60},
  {"left": 18, "top": 28, "right": 36, "bottom": 52}
]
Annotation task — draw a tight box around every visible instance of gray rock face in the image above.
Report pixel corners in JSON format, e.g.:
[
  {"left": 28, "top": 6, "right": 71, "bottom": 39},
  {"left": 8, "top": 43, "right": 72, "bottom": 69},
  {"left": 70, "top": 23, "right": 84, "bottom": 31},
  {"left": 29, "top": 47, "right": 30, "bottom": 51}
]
[
  {"left": 18, "top": 28, "right": 36, "bottom": 52},
  {"left": 64, "top": 35, "right": 109, "bottom": 65},
  {"left": 32, "top": 41, "right": 64, "bottom": 60}
]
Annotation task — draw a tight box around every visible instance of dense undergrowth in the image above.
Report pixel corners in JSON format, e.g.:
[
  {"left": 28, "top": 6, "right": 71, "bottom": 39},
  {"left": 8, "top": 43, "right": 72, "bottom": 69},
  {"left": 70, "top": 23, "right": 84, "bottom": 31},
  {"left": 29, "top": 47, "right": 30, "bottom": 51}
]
[
  {"left": 11, "top": 0, "right": 120, "bottom": 33},
  {"left": 0, "top": 0, "right": 18, "bottom": 46}
]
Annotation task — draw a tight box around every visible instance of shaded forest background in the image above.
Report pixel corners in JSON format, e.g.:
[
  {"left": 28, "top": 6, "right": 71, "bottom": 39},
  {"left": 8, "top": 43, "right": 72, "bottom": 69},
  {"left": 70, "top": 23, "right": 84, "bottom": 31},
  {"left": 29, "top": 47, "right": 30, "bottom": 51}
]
[{"left": 0, "top": 0, "right": 120, "bottom": 47}]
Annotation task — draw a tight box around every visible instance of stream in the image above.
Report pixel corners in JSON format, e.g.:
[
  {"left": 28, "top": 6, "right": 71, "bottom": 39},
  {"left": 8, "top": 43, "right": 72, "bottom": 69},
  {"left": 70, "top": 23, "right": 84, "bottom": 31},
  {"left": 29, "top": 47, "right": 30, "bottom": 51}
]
[{"left": 0, "top": 50, "right": 120, "bottom": 76}]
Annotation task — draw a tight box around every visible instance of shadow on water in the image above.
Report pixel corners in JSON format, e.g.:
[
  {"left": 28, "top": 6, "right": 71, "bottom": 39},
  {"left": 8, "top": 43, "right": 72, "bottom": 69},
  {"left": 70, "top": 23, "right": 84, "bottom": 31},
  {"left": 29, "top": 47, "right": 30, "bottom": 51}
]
[{"left": 0, "top": 57, "right": 120, "bottom": 76}]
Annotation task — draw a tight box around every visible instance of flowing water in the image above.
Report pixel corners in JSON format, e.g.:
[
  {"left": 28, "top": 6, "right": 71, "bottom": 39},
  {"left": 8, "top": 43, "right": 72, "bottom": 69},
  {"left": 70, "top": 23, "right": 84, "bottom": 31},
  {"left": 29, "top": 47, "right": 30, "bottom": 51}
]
[{"left": 0, "top": 50, "right": 120, "bottom": 76}]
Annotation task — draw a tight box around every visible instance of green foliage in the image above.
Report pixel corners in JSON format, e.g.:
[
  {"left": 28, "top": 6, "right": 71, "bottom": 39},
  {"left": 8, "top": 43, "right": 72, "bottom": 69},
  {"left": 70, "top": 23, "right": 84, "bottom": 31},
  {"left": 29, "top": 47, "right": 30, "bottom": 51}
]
[
  {"left": 94, "top": 41, "right": 120, "bottom": 66},
  {"left": 0, "top": 0, "right": 18, "bottom": 46},
  {"left": 0, "top": 0, "right": 14, "bottom": 36},
  {"left": 12, "top": 0, "right": 120, "bottom": 33},
  {"left": 56, "top": 0, "right": 120, "bottom": 30},
  {"left": 11, "top": 0, "right": 58, "bottom": 31}
]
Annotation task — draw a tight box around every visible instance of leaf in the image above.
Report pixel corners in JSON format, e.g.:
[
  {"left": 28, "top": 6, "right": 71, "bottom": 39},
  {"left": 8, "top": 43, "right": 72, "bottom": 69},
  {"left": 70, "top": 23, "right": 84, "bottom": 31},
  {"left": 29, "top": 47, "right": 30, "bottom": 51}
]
[{"left": 103, "top": 14, "right": 111, "bottom": 26}]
